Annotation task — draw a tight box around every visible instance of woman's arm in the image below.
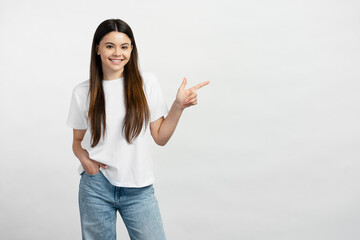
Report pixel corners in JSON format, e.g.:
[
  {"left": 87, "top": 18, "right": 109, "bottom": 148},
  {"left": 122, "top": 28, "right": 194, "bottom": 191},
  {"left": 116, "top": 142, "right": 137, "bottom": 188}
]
[
  {"left": 150, "top": 101, "right": 183, "bottom": 146},
  {"left": 150, "top": 77, "right": 209, "bottom": 146},
  {"left": 72, "top": 129, "right": 89, "bottom": 161},
  {"left": 72, "top": 129, "right": 107, "bottom": 174}
]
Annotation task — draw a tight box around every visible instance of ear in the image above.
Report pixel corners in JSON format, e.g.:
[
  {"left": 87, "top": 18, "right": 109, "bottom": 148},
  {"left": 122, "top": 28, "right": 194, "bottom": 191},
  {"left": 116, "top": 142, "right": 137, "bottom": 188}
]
[{"left": 96, "top": 45, "right": 100, "bottom": 55}]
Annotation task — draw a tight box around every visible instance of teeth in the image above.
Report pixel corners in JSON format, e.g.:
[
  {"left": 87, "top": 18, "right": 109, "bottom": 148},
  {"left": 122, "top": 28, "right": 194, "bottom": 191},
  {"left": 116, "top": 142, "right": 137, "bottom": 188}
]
[{"left": 111, "top": 59, "right": 121, "bottom": 62}]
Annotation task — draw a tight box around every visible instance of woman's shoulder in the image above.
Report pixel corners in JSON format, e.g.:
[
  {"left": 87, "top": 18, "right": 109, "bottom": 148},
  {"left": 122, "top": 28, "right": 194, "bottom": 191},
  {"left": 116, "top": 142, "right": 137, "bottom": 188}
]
[
  {"left": 141, "top": 71, "right": 159, "bottom": 87},
  {"left": 72, "top": 79, "right": 90, "bottom": 96}
]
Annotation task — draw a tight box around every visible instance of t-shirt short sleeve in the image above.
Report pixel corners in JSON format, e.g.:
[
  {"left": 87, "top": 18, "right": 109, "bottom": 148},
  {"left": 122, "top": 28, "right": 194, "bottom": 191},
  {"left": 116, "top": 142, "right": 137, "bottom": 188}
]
[
  {"left": 66, "top": 89, "right": 88, "bottom": 130},
  {"left": 148, "top": 73, "right": 169, "bottom": 123}
]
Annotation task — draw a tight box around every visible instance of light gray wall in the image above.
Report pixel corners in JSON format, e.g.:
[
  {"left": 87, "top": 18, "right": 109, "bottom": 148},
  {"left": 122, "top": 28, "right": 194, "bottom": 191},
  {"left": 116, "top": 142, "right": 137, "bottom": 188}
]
[{"left": 0, "top": 0, "right": 359, "bottom": 239}]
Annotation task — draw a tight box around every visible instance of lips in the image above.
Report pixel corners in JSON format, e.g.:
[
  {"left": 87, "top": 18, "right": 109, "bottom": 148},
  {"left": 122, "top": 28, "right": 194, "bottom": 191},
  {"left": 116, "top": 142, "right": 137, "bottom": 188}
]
[{"left": 109, "top": 59, "right": 123, "bottom": 64}]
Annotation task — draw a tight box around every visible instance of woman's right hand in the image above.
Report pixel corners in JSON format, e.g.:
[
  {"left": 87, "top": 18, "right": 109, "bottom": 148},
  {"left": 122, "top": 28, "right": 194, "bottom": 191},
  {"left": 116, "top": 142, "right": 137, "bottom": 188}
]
[{"left": 81, "top": 150, "right": 107, "bottom": 175}]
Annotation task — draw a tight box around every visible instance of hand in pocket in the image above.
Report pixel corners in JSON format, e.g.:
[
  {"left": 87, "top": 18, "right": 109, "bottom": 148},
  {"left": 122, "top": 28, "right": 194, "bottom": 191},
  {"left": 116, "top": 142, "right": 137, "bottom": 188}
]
[{"left": 81, "top": 156, "right": 108, "bottom": 175}]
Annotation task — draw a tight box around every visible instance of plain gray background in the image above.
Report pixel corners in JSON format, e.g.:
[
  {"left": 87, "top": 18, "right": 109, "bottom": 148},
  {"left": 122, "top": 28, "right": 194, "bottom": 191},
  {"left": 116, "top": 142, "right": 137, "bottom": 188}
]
[{"left": 1, "top": 0, "right": 359, "bottom": 239}]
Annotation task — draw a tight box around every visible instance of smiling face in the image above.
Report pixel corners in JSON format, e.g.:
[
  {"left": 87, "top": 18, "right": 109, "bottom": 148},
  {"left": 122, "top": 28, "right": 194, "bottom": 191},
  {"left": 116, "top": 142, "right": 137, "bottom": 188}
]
[{"left": 96, "top": 31, "right": 133, "bottom": 80}]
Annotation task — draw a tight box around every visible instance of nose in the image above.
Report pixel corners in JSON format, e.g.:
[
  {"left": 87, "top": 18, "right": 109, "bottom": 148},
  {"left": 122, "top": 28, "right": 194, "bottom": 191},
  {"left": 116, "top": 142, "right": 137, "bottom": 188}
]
[{"left": 113, "top": 47, "right": 122, "bottom": 57}]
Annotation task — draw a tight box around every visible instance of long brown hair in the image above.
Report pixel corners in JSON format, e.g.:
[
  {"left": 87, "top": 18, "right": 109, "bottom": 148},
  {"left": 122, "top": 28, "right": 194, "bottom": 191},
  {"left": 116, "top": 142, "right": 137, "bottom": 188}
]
[{"left": 88, "top": 19, "right": 150, "bottom": 147}]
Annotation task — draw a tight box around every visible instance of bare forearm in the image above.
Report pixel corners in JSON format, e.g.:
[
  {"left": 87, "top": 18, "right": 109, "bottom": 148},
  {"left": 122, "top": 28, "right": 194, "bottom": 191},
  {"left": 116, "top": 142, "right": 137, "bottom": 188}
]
[
  {"left": 151, "top": 77, "right": 209, "bottom": 146},
  {"left": 157, "top": 100, "right": 184, "bottom": 145},
  {"left": 72, "top": 139, "right": 108, "bottom": 171},
  {"left": 72, "top": 141, "right": 88, "bottom": 163}
]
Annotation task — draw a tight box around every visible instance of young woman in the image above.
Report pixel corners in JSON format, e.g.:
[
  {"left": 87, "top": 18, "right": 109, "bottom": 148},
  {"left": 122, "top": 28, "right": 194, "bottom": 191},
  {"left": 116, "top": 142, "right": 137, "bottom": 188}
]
[{"left": 66, "top": 19, "right": 209, "bottom": 240}]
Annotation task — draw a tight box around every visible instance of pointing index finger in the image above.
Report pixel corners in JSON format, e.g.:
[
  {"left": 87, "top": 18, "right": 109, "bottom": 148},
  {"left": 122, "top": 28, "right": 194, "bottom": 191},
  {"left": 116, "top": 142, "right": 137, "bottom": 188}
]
[{"left": 193, "top": 81, "right": 210, "bottom": 90}]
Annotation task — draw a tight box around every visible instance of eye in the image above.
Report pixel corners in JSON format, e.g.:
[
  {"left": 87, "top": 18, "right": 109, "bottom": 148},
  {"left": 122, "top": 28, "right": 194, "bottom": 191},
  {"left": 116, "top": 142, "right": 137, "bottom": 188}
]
[
  {"left": 122, "top": 46, "right": 128, "bottom": 49},
  {"left": 106, "top": 45, "right": 113, "bottom": 49}
]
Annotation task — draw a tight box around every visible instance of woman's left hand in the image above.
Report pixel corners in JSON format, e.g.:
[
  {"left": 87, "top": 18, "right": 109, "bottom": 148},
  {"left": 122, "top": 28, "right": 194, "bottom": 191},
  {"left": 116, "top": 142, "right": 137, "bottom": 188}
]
[{"left": 175, "top": 77, "right": 210, "bottom": 110}]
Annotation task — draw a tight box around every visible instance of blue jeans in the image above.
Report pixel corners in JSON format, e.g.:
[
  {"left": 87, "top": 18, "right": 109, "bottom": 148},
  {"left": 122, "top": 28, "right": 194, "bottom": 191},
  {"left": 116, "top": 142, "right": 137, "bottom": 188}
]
[{"left": 79, "top": 170, "right": 166, "bottom": 240}]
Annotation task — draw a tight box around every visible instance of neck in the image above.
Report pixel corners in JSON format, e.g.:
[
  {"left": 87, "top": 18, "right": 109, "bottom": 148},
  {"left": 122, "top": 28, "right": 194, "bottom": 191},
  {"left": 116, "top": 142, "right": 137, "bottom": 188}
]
[{"left": 103, "top": 69, "right": 124, "bottom": 81}]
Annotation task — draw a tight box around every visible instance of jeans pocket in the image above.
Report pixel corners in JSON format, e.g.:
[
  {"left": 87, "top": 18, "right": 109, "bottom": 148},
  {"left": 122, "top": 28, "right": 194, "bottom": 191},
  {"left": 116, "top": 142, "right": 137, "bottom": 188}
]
[{"left": 84, "top": 170, "right": 101, "bottom": 177}]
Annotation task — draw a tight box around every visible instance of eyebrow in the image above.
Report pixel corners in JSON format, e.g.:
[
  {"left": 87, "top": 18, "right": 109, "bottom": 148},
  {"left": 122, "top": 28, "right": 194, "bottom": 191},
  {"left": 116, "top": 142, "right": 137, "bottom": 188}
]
[{"left": 104, "top": 42, "right": 130, "bottom": 45}]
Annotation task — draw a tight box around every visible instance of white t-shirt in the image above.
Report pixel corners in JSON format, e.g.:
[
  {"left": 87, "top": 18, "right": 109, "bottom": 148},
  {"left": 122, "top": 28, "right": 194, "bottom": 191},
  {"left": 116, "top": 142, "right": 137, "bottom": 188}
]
[{"left": 66, "top": 72, "right": 169, "bottom": 187}]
